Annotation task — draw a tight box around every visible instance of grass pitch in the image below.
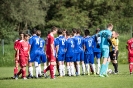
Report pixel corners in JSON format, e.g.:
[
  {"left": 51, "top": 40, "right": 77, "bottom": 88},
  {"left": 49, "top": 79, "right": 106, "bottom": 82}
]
[{"left": 0, "top": 64, "right": 133, "bottom": 88}]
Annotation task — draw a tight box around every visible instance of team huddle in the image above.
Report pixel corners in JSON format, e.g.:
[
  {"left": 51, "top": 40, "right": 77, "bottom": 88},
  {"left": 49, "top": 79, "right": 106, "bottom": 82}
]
[{"left": 13, "top": 23, "right": 122, "bottom": 80}]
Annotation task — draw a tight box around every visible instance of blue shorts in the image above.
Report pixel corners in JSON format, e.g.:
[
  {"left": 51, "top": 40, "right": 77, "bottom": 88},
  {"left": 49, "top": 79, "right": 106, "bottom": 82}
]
[
  {"left": 80, "top": 51, "right": 84, "bottom": 61},
  {"left": 66, "top": 57, "right": 74, "bottom": 62},
  {"left": 74, "top": 53, "right": 80, "bottom": 62},
  {"left": 40, "top": 54, "right": 47, "bottom": 63},
  {"left": 84, "top": 54, "right": 94, "bottom": 64},
  {"left": 101, "top": 48, "right": 109, "bottom": 58},
  {"left": 94, "top": 52, "right": 101, "bottom": 59},
  {"left": 29, "top": 52, "right": 36, "bottom": 62},
  {"left": 34, "top": 50, "right": 47, "bottom": 64},
  {"left": 57, "top": 53, "right": 65, "bottom": 61}
]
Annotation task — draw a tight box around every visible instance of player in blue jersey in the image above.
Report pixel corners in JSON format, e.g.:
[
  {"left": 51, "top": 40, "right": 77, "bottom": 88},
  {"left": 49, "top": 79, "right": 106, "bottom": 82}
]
[
  {"left": 56, "top": 29, "right": 66, "bottom": 77},
  {"left": 92, "top": 28, "right": 101, "bottom": 75},
  {"left": 28, "top": 28, "right": 40, "bottom": 78},
  {"left": 98, "top": 23, "right": 113, "bottom": 77},
  {"left": 84, "top": 29, "right": 96, "bottom": 75},
  {"left": 34, "top": 30, "right": 47, "bottom": 78},
  {"left": 73, "top": 29, "right": 85, "bottom": 76},
  {"left": 65, "top": 30, "right": 75, "bottom": 76}
]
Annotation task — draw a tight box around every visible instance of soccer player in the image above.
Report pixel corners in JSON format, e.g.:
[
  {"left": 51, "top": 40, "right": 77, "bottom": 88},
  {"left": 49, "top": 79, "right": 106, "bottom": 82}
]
[
  {"left": 13, "top": 32, "right": 24, "bottom": 79},
  {"left": 73, "top": 29, "right": 85, "bottom": 75},
  {"left": 43, "top": 26, "right": 58, "bottom": 79},
  {"left": 98, "top": 23, "right": 113, "bottom": 77},
  {"left": 127, "top": 37, "right": 133, "bottom": 75},
  {"left": 109, "top": 31, "right": 119, "bottom": 74},
  {"left": 84, "top": 29, "right": 95, "bottom": 75},
  {"left": 34, "top": 30, "right": 47, "bottom": 78},
  {"left": 65, "top": 30, "right": 75, "bottom": 76},
  {"left": 56, "top": 29, "right": 66, "bottom": 77},
  {"left": 28, "top": 28, "right": 40, "bottom": 78},
  {"left": 92, "top": 28, "right": 101, "bottom": 75},
  {"left": 15, "top": 34, "right": 30, "bottom": 79}
]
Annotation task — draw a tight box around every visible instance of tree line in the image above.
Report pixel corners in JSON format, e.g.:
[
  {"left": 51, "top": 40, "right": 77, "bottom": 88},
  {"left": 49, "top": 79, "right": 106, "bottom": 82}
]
[{"left": 0, "top": 0, "right": 133, "bottom": 43}]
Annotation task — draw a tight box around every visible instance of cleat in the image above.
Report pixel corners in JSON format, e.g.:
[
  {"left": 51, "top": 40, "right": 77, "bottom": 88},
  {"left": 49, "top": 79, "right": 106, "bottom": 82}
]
[
  {"left": 23, "top": 77, "right": 27, "bottom": 80},
  {"left": 27, "top": 74, "right": 33, "bottom": 79},
  {"left": 15, "top": 75, "right": 18, "bottom": 80},
  {"left": 44, "top": 73, "right": 48, "bottom": 78},
  {"left": 87, "top": 73, "right": 90, "bottom": 76},
  {"left": 130, "top": 72, "right": 132, "bottom": 75},
  {"left": 99, "top": 74, "right": 105, "bottom": 77},
  {"left": 103, "top": 74, "right": 109, "bottom": 77}
]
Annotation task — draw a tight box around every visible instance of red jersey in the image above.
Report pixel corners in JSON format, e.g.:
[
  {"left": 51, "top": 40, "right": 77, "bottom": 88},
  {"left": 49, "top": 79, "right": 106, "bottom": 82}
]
[
  {"left": 127, "top": 38, "right": 133, "bottom": 56},
  {"left": 17, "top": 40, "right": 30, "bottom": 57},
  {"left": 46, "top": 34, "right": 55, "bottom": 56},
  {"left": 14, "top": 39, "right": 20, "bottom": 50},
  {"left": 14, "top": 39, "right": 20, "bottom": 57}
]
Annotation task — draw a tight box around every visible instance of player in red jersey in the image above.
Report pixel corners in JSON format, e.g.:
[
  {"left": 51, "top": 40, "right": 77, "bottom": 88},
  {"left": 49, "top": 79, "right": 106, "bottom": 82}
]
[
  {"left": 15, "top": 34, "right": 30, "bottom": 79},
  {"left": 43, "top": 26, "right": 58, "bottom": 79},
  {"left": 127, "top": 38, "right": 133, "bottom": 75},
  {"left": 13, "top": 32, "right": 24, "bottom": 79}
]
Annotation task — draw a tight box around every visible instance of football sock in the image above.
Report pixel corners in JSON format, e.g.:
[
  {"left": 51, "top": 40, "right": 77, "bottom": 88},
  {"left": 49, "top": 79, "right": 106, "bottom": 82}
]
[
  {"left": 82, "top": 64, "right": 85, "bottom": 74},
  {"left": 14, "top": 67, "right": 18, "bottom": 75},
  {"left": 71, "top": 65, "right": 75, "bottom": 75},
  {"left": 67, "top": 66, "right": 71, "bottom": 76},
  {"left": 113, "top": 63, "right": 118, "bottom": 73},
  {"left": 22, "top": 69, "right": 26, "bottom": 78},
  {"left": 49, "top": 65, "right": 54, "bottom": 79},
  {"left": 29, "top": 66, "right": 33, "bottom": 76},
  {"left": 54, "top": 66, "right": 56, "bottom": 76},
  {"left": 105, "top": 62, "right": 109, "bottom": 74},
  {"left": 59, "top": 65, "right": 63, "bottom": 76},
  {"left": 99, "top": 64, "right": 105, "bottom": 75},
  {"left": 44, "top": 65, "right": 50, "bottom": 73},
  {"left": 129, "top": 64, "right": 133, "bottom": 73},
  {"left": 97, "top": 59, "right": 101, "bottom": 74},
  {"left": 91, "top": 64, "right": 96, "bottom": 74},
  {"left": 17, "top": 69, "right": 22, "bottom": 76},
  {"left": 38, "top": 65, "right": 42, "bottom": 76},
  {"left": 35, "top": 66, "right": 39, "bottom": 78},
  {"left": 85, "top": 64, "right": 90, "bottom": 74},
  {"left": 77, "top": 65, "right": 80, "bottom": 75},
  {"left": 63, "top": 65, "right": 65, "bottom": 76}
]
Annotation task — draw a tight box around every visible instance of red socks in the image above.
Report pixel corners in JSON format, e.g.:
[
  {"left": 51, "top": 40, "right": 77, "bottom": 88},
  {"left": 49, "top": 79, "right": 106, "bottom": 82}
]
[
  {"left": 129, "top": 64, "right": 133, "bottom": 73},
  {"left": 22, "top": 69, "right": 26, "bottom": 78},
  {"left": 50, "top": 65, "right": 54, "bottom": 79},
  {"left": 14, "top": 67, "right": 18, "bottom": 75},
  {"left": 44, "top": 65, "right": 50, "bottom": 73}
]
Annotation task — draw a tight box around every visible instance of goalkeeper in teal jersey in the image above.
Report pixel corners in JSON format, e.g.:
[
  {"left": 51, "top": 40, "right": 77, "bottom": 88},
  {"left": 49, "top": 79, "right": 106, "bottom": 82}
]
[{"left": 97, "top": 23, "right": 113, "bottom": 77}]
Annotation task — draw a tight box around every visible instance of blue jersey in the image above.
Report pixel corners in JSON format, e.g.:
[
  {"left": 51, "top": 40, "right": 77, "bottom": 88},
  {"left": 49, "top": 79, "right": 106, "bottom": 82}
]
[
  {"left": 56, "top": 35, "right": 66, "bottom": 54},
  {"left": 65, "top": 38, "right": 74, "bottom": 57},
  {"left": 29, "top": 35, "right": 40, "bottom": 53},
  {"left": 73, "top": 35, "right": 84, "bottom": 53},
  {"left": 98, "top": 29, "right": 112, "bottom": 49},
  {"left": 38, "top": 38, "right": 45, "bottom": 52},
  {"left": 92, "top": 34, "right": 101, "bottom": 52},
  {"left": 84, "top": 36, "right": 94, "bottom": 54}
]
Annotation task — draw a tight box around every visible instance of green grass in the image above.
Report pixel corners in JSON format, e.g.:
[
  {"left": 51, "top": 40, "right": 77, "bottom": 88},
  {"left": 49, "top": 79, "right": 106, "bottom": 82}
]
[{"left": 0, "top": 64, "right": 133, "bottom": 88}]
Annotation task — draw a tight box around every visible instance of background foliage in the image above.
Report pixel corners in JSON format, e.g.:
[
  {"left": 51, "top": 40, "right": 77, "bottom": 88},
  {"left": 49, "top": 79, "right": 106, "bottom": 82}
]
[{"left": 0, "top": 0, "right": 132, "bottom": 66}]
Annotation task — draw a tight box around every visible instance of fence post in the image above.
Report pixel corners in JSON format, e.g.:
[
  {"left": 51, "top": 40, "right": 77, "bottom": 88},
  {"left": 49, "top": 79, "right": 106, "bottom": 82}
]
[{"left": 2, "top": 39, "right": 4, "bottom": 56}]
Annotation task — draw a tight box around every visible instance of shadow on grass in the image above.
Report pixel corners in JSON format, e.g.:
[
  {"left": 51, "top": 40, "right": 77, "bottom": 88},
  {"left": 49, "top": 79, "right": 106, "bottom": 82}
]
[{"left": 0, "top": 77, "right": 15, "bottom": 80}]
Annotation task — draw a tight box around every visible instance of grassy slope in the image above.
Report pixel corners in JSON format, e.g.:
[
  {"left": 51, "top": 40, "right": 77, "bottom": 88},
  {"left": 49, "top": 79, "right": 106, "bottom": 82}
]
[{"left": 0, "top": 64, "right": 133, "bottom": 88}]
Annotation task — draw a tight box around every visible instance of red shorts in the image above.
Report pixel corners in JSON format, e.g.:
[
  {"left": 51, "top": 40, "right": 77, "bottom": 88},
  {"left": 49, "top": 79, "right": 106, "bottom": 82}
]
[
  {"left": 47, "top": 54, "right": 56, "bottom": 62},
  {"left": 19, "top": 55, "right": 28, "bottom": 68},
  {"left": 128, "top": 56, "right": 133, "bottom": 63}
]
